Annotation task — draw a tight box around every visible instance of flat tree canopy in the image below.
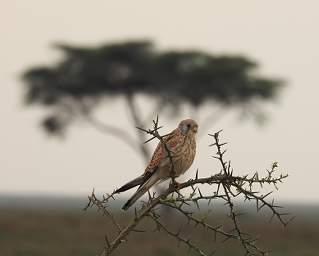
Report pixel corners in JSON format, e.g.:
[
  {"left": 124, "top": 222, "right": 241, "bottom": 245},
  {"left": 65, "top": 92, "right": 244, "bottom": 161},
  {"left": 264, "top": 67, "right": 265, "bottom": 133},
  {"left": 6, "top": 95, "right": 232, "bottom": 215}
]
[{"left": 22, "top": 40, "right": 283, "bottom": 135}]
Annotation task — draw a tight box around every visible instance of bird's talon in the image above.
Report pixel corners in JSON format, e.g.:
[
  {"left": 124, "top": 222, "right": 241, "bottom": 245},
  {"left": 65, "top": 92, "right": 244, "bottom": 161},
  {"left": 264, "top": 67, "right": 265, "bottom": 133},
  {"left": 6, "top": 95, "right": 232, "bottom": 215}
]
[{"left": 170, "top": 180, "right": 181, "bottom": 190}]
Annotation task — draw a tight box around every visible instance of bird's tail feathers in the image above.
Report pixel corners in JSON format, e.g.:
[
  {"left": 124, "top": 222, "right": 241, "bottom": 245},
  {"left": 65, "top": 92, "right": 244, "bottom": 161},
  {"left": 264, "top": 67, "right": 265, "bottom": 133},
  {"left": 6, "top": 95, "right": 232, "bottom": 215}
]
[
  {"left": 122, "top": 173, "right": 159, "bottom": 210},
  {"left": 114, "top": 175, "right": 145, "bottom": 194}
]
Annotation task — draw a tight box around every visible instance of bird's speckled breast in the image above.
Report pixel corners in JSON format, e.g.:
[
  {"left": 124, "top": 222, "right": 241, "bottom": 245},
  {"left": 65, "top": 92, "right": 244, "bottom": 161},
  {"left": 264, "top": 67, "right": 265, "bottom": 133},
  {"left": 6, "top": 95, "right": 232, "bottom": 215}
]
[
  {"left": 164, "top": 135, "right": 196, "bottom": 178},
  {"left": 179, "top": 135, "right": 196, "bottom": 175}
]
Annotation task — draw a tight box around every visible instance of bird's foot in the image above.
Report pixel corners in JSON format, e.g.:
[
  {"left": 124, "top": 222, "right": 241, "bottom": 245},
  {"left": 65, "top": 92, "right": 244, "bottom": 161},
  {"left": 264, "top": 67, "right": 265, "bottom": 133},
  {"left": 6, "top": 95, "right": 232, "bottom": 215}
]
[{"left": 169, "top": 180, "right": 181, "bottom": 191}]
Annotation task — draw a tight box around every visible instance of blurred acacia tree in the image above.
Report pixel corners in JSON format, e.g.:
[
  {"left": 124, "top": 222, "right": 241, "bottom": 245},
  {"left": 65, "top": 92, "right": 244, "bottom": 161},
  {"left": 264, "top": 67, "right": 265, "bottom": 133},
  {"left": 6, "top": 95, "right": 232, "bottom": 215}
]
[{"left": 22, "top": 40, "right": 283, "bottom": 161}]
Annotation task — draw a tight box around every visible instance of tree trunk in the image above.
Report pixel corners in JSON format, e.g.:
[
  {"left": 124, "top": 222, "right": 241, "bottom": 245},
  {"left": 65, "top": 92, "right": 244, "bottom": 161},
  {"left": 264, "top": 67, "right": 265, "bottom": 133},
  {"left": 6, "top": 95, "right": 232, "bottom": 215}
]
[{"left": 125, "top": 94, "right": 151, "bottom": 163}]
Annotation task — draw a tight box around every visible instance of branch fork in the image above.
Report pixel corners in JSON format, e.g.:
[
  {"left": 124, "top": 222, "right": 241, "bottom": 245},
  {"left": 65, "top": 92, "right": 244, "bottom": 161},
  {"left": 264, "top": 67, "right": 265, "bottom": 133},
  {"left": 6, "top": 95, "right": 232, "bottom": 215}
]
[{"left": 85, "top": 118, "right": 290, "bottom": 256}]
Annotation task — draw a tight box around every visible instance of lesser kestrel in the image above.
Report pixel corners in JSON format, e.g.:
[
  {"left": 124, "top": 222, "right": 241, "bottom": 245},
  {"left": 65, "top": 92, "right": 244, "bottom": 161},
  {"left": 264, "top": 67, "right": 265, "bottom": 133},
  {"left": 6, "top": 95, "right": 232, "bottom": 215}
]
[{"left": 115, "top": 119, "right": 198, "bottom": 210}]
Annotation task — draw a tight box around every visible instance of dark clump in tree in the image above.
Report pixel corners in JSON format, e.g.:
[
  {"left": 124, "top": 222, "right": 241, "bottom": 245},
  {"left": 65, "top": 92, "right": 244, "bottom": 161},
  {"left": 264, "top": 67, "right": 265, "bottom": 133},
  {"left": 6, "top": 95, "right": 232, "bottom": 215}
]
[{"left": 22, "top": 40, "right": 284, "bottom": 160}]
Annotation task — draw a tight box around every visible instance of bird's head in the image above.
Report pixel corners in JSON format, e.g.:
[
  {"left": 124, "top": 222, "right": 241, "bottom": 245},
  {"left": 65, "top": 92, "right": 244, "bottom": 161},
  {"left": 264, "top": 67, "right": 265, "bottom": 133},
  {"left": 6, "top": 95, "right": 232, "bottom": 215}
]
[{"left": 178, "top": 119, "right": 198, "bottom": 136}]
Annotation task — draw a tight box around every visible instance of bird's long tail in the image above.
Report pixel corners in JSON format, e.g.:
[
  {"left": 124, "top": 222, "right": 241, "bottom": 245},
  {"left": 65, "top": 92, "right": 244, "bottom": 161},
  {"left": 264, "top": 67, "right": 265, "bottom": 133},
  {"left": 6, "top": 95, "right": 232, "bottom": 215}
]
[
  {"left": 122, "top": 173, "right": 160, "bottom": 210},
  {"left": 114, "top": 175, "right": 146, "bottom": 194}
]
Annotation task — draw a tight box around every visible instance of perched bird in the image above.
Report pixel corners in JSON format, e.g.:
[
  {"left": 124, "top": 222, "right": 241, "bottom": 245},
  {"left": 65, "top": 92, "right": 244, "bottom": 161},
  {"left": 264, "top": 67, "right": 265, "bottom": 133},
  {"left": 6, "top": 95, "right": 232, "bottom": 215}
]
[{"left": 115, "top": 119, "right": 198, "bottom": 210}]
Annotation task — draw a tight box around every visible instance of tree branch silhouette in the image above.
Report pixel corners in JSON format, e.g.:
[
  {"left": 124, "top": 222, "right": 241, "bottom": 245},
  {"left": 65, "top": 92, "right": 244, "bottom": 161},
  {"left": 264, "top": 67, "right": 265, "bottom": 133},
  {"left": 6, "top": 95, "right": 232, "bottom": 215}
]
[
  {"left": 22, "top": 40, "right": 284, "bottom": 166},
  {"left": 84, "top": 118, "right": 291, "bottom": 256},
  {"left": 85, "top": 114, "right": 138, "bottom": 153},
  {"left": 126, "top": 94, "right": 151, "bottom": 161}
]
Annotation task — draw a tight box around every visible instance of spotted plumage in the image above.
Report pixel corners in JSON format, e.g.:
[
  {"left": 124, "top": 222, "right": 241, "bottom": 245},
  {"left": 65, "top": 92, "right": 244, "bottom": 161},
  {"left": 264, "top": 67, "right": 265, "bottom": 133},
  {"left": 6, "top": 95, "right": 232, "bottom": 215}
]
[{"left": 115, "top": 119, "right": 198, "bottom": 210}]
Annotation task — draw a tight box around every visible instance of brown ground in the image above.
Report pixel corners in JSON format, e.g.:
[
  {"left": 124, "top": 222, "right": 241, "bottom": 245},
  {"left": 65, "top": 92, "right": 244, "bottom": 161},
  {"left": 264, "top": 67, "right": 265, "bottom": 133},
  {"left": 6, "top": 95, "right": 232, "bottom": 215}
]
[{"left": 0, "top": 204, "right": 318, "bottom": 256}]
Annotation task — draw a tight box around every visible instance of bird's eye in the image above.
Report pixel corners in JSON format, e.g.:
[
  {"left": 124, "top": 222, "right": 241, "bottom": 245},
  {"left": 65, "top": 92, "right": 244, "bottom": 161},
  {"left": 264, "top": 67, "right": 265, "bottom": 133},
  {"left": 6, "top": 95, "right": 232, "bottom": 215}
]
[{"left": 187, "top": 124, "right": 191, "bottom": 128}]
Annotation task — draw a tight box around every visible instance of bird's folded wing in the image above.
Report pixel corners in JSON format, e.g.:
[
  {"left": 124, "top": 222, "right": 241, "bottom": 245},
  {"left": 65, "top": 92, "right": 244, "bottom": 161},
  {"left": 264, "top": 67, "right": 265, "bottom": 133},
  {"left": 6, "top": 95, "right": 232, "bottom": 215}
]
[{"left": 144, "top": 129, "right": 182, "bottom": 173}]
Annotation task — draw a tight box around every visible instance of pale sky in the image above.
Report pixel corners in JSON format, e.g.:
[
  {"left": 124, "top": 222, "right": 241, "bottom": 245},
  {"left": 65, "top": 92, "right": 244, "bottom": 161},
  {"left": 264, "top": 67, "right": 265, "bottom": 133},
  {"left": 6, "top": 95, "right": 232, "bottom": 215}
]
[{"left": 1, "top": 1, "right": 318, "bottom": 202}]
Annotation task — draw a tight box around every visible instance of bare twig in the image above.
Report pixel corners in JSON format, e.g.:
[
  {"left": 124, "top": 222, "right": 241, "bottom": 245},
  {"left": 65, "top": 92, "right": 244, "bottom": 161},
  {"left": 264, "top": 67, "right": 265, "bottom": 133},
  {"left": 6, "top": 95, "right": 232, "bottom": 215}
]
[
  {"left": 85, "top": 119, "right": 290, "bottom": 256},
  {"left": 136, "top": 116, "right": 176, "bottom": 183},
  {"left": 148, "top": 210, "right": 208, "bottom": 256}
]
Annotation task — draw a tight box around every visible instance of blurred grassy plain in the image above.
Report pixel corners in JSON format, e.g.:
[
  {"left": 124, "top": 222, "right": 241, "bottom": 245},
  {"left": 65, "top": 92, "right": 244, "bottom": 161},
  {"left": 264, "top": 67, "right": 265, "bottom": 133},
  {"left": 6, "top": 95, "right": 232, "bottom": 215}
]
[{"left": 0, "top": 196, "right": 318, "bottom": 256}]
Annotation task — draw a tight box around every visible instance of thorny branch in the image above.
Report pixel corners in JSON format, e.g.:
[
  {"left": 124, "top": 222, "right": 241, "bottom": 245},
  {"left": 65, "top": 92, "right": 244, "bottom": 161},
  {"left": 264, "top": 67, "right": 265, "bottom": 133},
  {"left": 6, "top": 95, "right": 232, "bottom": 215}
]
[
  {"left": 136, "top": 115, "right": 177, "bottom": 183},
  {"left": 148, "top": 210, "right": 207, "bottom": 256},
  {"left": 84, "top": 118, "right": 291, "bottom": 256}
]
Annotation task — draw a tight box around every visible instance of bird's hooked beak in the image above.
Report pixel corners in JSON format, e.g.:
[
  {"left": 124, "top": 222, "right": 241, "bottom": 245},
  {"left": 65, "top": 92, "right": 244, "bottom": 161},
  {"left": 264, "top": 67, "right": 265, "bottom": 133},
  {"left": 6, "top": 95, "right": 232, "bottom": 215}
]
[{"left": 192, "top": 125, "right": 198, "bottom": 134}]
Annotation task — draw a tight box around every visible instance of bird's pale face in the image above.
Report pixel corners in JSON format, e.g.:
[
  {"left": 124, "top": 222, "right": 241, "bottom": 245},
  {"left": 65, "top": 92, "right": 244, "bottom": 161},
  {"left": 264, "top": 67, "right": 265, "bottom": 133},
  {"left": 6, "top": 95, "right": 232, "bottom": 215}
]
[{"left": 178, "top": 119, "right": 198, "bottom": 136}]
